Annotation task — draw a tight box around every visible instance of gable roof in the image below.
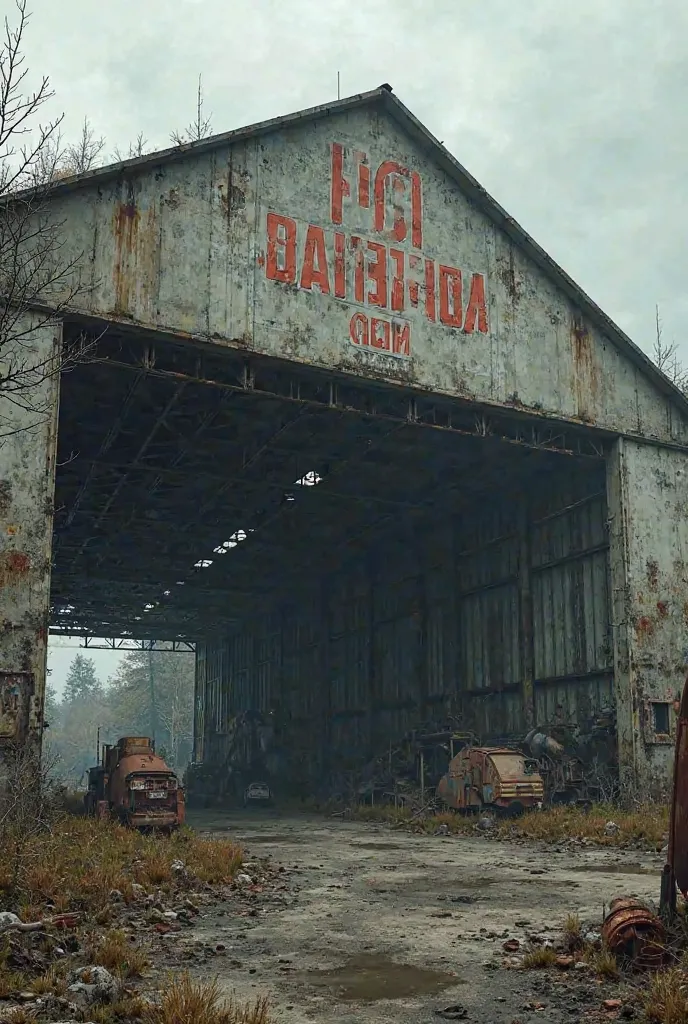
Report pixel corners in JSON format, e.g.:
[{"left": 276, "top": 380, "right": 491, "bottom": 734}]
[{"left": 47, "top": 84, "right": 688, "bottom": 415}]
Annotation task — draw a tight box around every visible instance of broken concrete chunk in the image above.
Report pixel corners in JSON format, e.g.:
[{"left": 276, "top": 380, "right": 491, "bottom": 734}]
[{"left": 67, "top": 965, "right": 119, "bottom": 1005}]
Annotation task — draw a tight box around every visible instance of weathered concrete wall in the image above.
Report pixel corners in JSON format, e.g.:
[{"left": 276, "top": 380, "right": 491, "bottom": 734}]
[
  {"left": 607, "top": 437, "right": 688, "bottom": 792},
  {"left": 46, "top": 104, "right": 688, "bottom": 445},
  {"left": 0, "top": 316, "right": 61, "bottom": 755}
]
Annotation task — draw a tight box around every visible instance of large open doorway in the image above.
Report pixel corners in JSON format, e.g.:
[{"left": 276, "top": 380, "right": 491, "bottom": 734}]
[{"left": 51, "top": 320, "right": 614, "bottom": 802}]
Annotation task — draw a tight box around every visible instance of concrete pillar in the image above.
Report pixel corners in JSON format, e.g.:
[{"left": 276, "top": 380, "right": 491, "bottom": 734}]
[
  {"left": 607, "top": 437, "right": 688, "bottom": 795},
  {"left": 0, "top": 316, "right": 61, "bottom": 760}
]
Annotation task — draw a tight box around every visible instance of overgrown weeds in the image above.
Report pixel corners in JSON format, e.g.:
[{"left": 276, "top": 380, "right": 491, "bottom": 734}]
[
  {"left": 344, "top": 801, "right": 668, "bottom": 848},
  {"left": 588, "top": 946, "right": 619, "bottom": 980},
  {"left": 643, "top": 968, "right": 688, "bottom": 1023},
  {"left": 522, "top": 946, "right": 558, "bottom": 969},
  {"left": 142, "top": 972, "right": 270, "bottom": 1024},
  {"left": 90, "top": 928, "right": 149, "bottom": 978},
  {"left": 0, "top": 816, "right": 243, "bottom": 916},
  {"left": 562, "top": 914, "right": 584, "bottom": 952}
]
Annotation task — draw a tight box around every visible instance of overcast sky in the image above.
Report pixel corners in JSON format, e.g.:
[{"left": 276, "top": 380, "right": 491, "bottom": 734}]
[{"left": 36, "top": 0, "right": 688, "bottom": 685}]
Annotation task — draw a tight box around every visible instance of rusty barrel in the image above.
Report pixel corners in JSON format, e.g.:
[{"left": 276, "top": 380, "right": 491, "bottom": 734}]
[{"left": 601, "top": 897, "right": 666, "bottom": 969}]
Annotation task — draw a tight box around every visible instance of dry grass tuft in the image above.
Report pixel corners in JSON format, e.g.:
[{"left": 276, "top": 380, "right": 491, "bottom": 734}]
[
  {"left": 643, "top": 968, "right": 688, "bottom": 1023},
  {"left": 143, "top": 972, "right": 270, "bottom": 1024},
  {"left": 31, "top": 966, "right": 67, "bottom": 996},
  {"left": 562, "top": 914, "right": 584, "bottom": 952},
  {"left": 91, "top": 928, "right": 149, "bottom": 978},
  {"left": 2, "top": 1009, "right": 38, "bottom": 1024},
  {"left": 0, "top": 817, "right": 243, "bottom": 917},
  {"left": 89, "top": 993, "right": 151, "bottom": 1024},
  {"left": 590, "top": 947, "right": 620, "bottom": 980},
  {"left": 0, "top": 966, "right": 28, "bottom": 998},
  {"left": 522, "top": 946, "right": 558, "bottom": 969}
]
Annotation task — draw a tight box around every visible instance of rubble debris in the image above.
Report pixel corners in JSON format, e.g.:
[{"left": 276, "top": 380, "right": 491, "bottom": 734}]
[
  {"left": 0, "top": 911, "right": 80, "bottom": 935},
  {"left": 68, "top": 965, "right": 119, "bottom": 1005},
  {"left": 601, "top": 897, "right": 666, "bottom": 969},
  {"left": 434, "top": 1005, "right": 468, "bottom": 1020}
]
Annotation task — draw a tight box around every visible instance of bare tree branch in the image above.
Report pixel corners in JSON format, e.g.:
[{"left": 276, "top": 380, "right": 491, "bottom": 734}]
[
  {"left": 653, "top": 303, "right": 688, "bottom": 394},
  {"left": 0, "top": 0, "right": 96, "bottom": 440},
  {"left": 171, "top": 73, "right": 212, "bottom": 145},
  {"left": 112, "top": 130, "right": 148, "bottom": 163},
  {"left": 63, "top": 115, "right": 104, "bottom": 174}
]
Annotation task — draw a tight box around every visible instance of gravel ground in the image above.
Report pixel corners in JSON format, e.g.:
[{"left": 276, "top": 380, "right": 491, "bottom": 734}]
[{"left": 175, "top": 810, "right": 661, "bottom": 1024}]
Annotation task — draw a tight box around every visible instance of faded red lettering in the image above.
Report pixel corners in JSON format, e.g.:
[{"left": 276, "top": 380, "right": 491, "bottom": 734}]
[
  {"left": 439, "top": 265, "right": 463, "bottom": 327},
  {"left": 350, "top": 312, "right": 369, "bottom": 346},
  {"left": 357, "top": 152, "right": 370, "bottom": 208},
  {"left": 390, "top": 249, "right": 404, "bottom": 312},
  {"left": 408, "top": 254, "right": 421, "bottom": 308},
  {"left": 424, "top": 259, "right": 436, "bottom": 322},
  {"left": 331, "top": 143, "right": 350, "bottom": 224},
  {"left": 266, "top": 213, "right": 296, "bottom": 283},
  {"left": 392, "top": 177, "right": 407, "bottom": 242},
  {"left": 411, "top": 172, "right": 422, "bottom": 249},
  {"left": 374, "top": 160, "right": 408, "bottom": 237},
  {"left": 370, "top": 317, "right": 391, "bottom": 351},
  {"left": 334, "top": 231, "right": 346, "bottom": 298},
  {"left": 351, "top": 236, "right": 365, "bottom": 303},
  {"left": 367, "top": 242, "right": 387, "bottom": 308},
  {"left": 300, "top": 225, "right": 330, "bottom": 293},
  {"left": 392, "top": 321, "right": 410, "bottom": 356},
  {"left": 464, "top": 273, "right": 488, "bottom": 334}
]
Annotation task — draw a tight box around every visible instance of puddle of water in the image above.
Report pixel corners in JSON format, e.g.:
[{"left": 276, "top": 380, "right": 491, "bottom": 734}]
[
  {"left": 571, "top": 863, "right": 653, "bottom": 875},
  {"left": 240, "top": 834, "right": 299, "bottom": 844},
  {"left": 299, "top": 954, "right": 459, "bottom": 1002},
  {"left": 353, "top": 842, "right": 403, "bottom": 851}
]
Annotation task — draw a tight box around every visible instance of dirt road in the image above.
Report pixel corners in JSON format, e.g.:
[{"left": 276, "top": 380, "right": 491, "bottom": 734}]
[{"left": 184, "top": 812, "right": 660, "bottom": 1022}]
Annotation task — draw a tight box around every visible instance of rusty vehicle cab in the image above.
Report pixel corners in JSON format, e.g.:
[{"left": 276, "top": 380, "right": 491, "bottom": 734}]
[
  {"left": 437, "top": 746, "right": 544, "bottom": 816},
  {"left": 86, "top": 736, "right": 184, "bottom": 831}
]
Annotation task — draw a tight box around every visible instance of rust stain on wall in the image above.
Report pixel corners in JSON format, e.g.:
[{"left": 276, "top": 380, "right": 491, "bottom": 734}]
[
  {"left": 497, "top": 249, "right": 522, "bottom": 302},
  {"left": 0, "top": 551, "right": 30, "bottom": 587},
  {"left": 635, "top": 615, "right": 655, "bottom": 640},
  {"left": 113, "top": 198, "right": 140, "bottom": 316},
  {"left": 571, "top": 313, "right": 599, "bottom": 420},
  {"left": 112, "top": 185, "right": 159, "bottom": 320}
]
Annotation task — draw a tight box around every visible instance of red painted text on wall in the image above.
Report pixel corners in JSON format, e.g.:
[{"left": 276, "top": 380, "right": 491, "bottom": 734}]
[{"left": 263, "top": 142, "right": 489, "bottom": 358}]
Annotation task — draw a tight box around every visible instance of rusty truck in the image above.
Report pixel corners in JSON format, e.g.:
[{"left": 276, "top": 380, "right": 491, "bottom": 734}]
[{"left": 84, "top": 736, "right": 184, "bottom": 831}]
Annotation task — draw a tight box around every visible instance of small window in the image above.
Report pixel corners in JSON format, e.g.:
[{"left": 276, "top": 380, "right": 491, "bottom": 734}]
[{"left": 652, "top": 702, "right": 671, "bottom": 735}]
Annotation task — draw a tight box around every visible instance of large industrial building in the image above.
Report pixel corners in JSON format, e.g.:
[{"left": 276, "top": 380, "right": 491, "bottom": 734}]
[{"left": 1, "top": 86, "right": 687, "bottom": 797}]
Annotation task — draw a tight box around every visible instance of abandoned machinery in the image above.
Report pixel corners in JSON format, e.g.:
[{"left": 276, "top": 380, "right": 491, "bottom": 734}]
[{"left": 84, "top": 736, "right": 185, "bottom": 831}]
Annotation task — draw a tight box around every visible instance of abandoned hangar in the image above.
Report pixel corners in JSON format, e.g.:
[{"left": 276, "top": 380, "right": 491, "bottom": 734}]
[{"left": 1, "top": 85, "right": 687, "bottom": 796}]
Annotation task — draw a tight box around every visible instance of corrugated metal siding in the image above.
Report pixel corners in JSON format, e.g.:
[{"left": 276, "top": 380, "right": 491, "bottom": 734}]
[
  {"left": 194, "top": 469, "right": 613, "bottom": 786},
  {"left": 531, "top": 491, "right": 613, "bottom": 728}
]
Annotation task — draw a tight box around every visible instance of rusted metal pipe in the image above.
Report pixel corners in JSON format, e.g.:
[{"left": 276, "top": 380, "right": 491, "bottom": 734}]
[{"left": 601, "top": 897, "right": 665, "bottom": 970}]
